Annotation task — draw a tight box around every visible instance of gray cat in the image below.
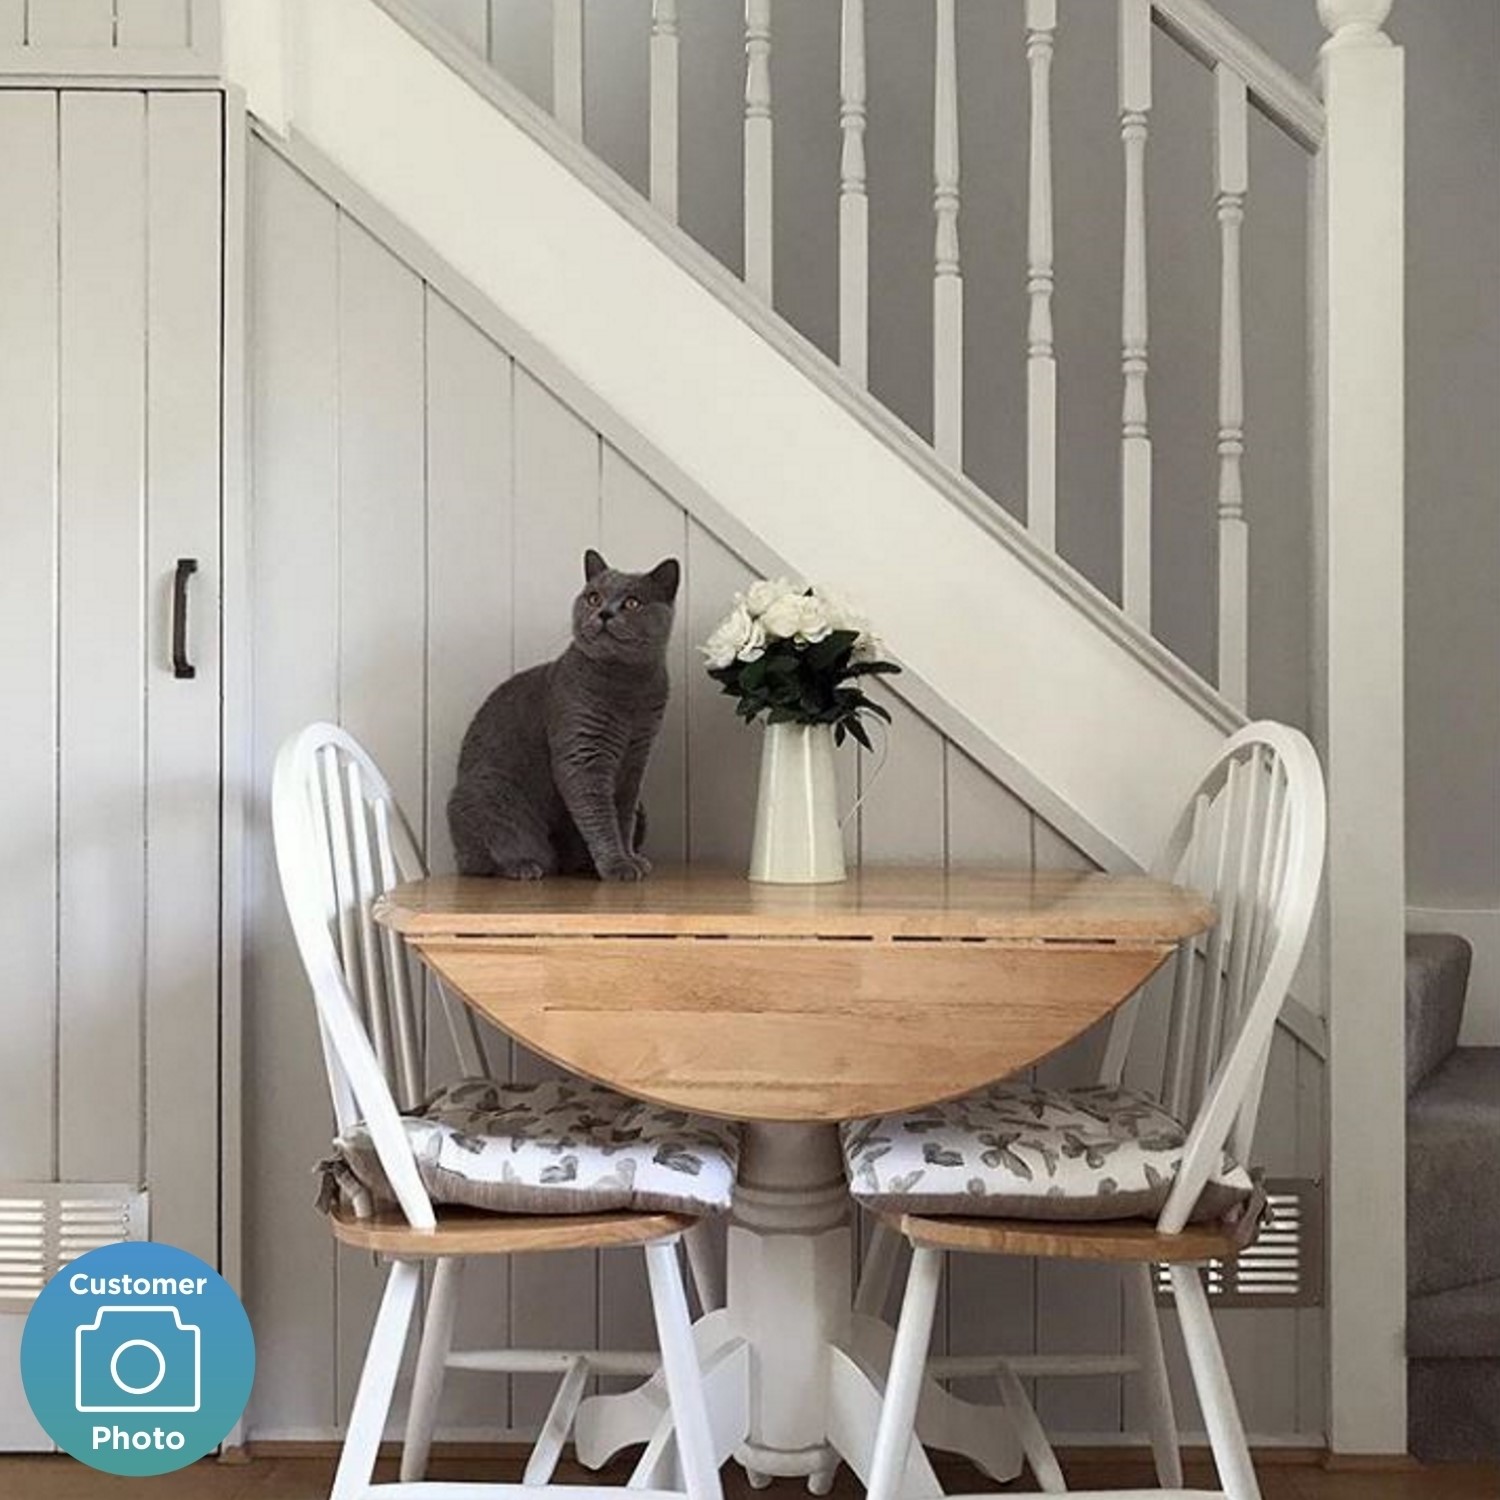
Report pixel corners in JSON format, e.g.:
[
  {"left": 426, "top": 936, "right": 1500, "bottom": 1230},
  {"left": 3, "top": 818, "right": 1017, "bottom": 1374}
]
[{"left": 448, "top": 549, "right": 679, "bottom": 881}]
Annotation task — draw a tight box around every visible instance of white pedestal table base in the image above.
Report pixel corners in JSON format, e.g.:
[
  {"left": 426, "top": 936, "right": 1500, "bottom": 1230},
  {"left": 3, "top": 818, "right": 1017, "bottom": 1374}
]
[{"left": 573, "top": 1124, "right": 1022, "bottom": 1494}]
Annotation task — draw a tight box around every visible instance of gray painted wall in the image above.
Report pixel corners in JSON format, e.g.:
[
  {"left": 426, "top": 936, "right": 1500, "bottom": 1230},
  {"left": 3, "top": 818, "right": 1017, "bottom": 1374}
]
[
  {"left": 245, "top": 130, "right": 1326, "bottom": 1444},
  {"left": 427, "top": 0, "right": 1500, "bottom": 912}
]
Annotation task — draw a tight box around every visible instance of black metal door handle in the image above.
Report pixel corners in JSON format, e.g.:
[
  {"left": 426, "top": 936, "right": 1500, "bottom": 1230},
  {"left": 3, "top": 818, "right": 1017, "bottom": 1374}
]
[{"left": 172, "top": 558, "right": 198, "bottom": 680}]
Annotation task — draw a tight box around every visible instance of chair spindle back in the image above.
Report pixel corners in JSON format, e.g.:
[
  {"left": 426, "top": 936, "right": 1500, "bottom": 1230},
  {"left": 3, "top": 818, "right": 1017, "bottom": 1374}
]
[
  {"left": 1099, "top": 722, "right": 1325, "bottom": 1234},
  {"left": 272, "top": 723, "right": 488, "bottom": 1229}
]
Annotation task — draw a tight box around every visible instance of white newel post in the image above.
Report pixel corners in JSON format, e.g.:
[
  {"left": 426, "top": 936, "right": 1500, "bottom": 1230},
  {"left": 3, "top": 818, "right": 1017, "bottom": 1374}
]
[{"left": 1314, "top": 0, "right": 1406, "bottom": 1457}]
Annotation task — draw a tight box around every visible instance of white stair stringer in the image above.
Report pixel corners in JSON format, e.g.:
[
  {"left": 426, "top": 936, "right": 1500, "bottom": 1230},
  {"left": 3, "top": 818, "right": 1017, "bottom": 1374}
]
[{"left": 225, "top": 0, "right": 1241, "bottom": 874}]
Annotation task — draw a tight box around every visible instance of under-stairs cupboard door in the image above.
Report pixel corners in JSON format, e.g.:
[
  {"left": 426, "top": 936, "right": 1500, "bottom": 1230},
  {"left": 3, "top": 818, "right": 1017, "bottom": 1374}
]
[{"left": 0, "top": 89, "right": 224, "bottom": 1450}]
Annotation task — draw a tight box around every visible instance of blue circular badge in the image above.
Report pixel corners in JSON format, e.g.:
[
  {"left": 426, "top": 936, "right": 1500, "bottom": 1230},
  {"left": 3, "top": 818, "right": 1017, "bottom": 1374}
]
[{"left": 20, "top": 1241, "right": 254, "bottom": 1476}]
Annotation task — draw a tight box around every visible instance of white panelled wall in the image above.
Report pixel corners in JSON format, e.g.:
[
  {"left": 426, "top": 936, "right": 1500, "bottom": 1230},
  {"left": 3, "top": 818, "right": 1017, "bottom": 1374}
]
[{"left": 245, "top": 133, "right": 1325, "bottom": 1447}]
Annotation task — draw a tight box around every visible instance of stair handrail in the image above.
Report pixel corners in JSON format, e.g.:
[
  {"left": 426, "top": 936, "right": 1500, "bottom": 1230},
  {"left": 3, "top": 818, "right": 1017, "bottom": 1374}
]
[{"left": 1152, "top": 0, "right": 1324, "bottom": 148}]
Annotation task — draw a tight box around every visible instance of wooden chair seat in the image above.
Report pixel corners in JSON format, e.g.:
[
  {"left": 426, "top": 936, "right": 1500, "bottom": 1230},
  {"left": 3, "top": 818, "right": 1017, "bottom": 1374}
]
[
  {"left": 329, "top": 1201, "right": 698, "bottom": 1258},
  {"left": 885, "top": 1208, "right": 1259, "bottom": 1264}
]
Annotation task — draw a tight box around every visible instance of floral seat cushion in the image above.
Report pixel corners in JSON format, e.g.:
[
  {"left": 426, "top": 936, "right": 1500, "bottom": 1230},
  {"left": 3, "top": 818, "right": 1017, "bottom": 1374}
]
[
  {"left": 840, "top": 1082, "right": 1254, "bottom": 1224},
  {"left": 328, "top": 1077, "right": 740, "bottom": 1219}
]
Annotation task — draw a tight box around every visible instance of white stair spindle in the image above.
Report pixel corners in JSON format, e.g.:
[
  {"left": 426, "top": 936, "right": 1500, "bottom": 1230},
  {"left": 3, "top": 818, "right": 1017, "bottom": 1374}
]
[
  {"left": 1119, "top": 0, "right": 1152, "bottom": 625},
  {"left": 1215, "top": 65, "right": 1250, "bottom": 709},
  {"left": 839, "top": 0, "right": 869, "bottom": 386},
  {"left": 552, "top": 0, "right": 584, "bottom": 137},
  {"left": 933, "top": 0, "right": 962, "bottom": 468},
  {"left": 744, "top": 0, "right": 774, "bottom": 299},
  {"left": 650, "top": 0, "right": 680, "bottom": 220},
  {"left": 1026, "top": 0, "right": 1058, "bottom": 549}
]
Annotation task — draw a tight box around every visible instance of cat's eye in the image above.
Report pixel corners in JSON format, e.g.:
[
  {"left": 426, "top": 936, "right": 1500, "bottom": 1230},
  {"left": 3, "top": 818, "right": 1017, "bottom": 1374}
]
[
  {"left": 623, "top": 596, "right": 641, "bottom": 612},
  {"left": 585, "top": 591, "right": 602, "bottom": 608}
]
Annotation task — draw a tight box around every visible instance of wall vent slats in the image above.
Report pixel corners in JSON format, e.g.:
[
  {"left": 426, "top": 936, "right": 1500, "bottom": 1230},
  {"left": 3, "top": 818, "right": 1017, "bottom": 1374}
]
[{"left": 0, "top": 1184, "right": 148, "bottom": 1315}]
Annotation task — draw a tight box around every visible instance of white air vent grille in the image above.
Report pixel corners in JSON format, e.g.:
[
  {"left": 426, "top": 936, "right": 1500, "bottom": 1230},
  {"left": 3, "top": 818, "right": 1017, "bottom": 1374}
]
[
  {"left": 1155, "top": 1178, "right": 1323, "bottom": 1309},
  {"left": 0, "top": 1184, "right": 149, "bottom": 1315}
]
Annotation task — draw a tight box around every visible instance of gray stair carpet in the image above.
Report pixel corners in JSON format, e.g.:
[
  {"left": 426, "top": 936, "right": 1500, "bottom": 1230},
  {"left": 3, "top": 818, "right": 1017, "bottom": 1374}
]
[
  {"left": 1406, "top": 931, "right": 1499, "bottom": 1461},
  {"left": 1406, "top": 933, "right": 1472, "bottom": 1095},
  {"left": 1407, "top": 1048, "right": 1500, "bottom": 1297}
]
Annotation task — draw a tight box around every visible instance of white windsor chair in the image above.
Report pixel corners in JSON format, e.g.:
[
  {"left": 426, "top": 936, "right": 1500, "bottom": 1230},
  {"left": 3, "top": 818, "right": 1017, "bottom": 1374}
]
[
  {"left": 272, "top": 723, "right": 725, "bottom": 1500},
  {"left": 857, "top": 721, "right": 1326, "bottom": 1500}
]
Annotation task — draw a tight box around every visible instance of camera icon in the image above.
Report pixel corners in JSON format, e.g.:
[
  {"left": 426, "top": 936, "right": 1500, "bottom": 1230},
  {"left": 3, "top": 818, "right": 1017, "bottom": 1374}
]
[{"left": 75, "top": 1307, "right": 201, "bottom": 1414}]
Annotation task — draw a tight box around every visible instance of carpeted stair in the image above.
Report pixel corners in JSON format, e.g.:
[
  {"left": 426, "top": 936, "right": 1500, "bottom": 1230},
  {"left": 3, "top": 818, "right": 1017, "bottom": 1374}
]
[{"left": 1406, "top": 933, "right": 1500, "bottom": 1460}]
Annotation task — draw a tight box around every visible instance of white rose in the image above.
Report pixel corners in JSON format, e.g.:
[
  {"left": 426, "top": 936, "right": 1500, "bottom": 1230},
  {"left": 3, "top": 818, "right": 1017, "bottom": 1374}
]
[
  {"left": 759, "top": 592, "right": 808, "bottom": 641},
  {"left": 701, "top": 604, "right": 755, "bottom": 669},
  {"left": 794, "top": 594, "right": 832, "bottom": 643},
  {"left": 852, "top": 631, "right": 886, "bottom": 665},
  {"left": 737, "top": 617, "right": 768, "bottom": 662},
  {"left": 742, "top": 576, "right": 797, "bottom": 617}
]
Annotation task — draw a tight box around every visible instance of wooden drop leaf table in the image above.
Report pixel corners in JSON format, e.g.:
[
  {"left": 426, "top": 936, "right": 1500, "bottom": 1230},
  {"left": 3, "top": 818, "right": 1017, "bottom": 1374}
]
[{"left": 376, "top": 865, "right": 1213, "bottom": 1493}]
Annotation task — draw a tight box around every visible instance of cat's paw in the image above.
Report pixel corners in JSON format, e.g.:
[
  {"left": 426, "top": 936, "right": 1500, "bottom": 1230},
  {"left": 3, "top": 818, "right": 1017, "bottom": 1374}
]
[
  {"left": 598, "top": 853, "right": 650, "bottom": 882},
  {"left": 499, "top": 859, "right": 547, "bottom": 881}
]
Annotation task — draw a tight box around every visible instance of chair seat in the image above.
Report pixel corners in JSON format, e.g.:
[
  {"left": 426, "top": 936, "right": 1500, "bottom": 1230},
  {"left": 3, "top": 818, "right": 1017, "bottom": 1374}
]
[
  {"left": 329, "top": 1200, "right": 696, "bottom": 1258},
  {"left": 886, "top": 1208, "right": 1260, "bottom": 1263},
  {"left": 841, "top": 1081, "right": 1253, "bottom": 1223},
  {"left": 330, "top": 1075, "right": 740, "bottom": 1219}
]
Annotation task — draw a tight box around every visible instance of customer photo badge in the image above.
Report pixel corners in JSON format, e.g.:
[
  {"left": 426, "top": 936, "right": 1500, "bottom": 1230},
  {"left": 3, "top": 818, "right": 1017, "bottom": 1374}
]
[{"left": 20, "top": 1240, "right": 254, "bottom": 1476}]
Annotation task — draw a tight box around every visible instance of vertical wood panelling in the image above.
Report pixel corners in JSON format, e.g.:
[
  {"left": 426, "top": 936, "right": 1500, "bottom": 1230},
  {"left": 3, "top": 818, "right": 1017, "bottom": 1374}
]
[
  {"left": 931, "top": 0, "right": 962, "bottom": 469},
  {"left": 118, "top": 0, "right": 191, "bottom": 48},
  {"left": 56, "top": 91, "right": 147, "bottom": 1187},
  {"left": 28, "top": 0, "right": 114, "bottom": 46},
  {"left": 1214, "top": 66, "right": 1250, "bottom": 711},
  {"left": 422, "top": 294, "right": 515, "bottom": 888},
  {"left": 1031, "top": 814, "right": 1123, "bottom": 1434},
  {"left": 942, "top": 746, "right": 1036, "bottom": 1399},
  {"left": 143, "top": 91, "right": 222, "bottom": 1265},
  {"left": 509, "top": 367, "right": 602, "bottom": 1430},
  {"left": 424, "top": 288, "right": 517, "bottom": 1429},
  {"left": 335, "top": 213, "right": 430, "bottom": 1431},
  {"left": 742, "top": 0, "right": 773, "bottom": 300},
  {"left": 0, "top": 2, "right": 22, "bottom": 45},
  {"left": 683, "top": 522, "right": 758, "bottom": 864},
  {"left": 1118, "top": 0, "right": 1153, "bottom": 626},
  {"left": 0, "top": 92, "right": 59, "bottom": 1184},
  {"left": 246, "top": 144, "right": 342, "bottom": 1437}
]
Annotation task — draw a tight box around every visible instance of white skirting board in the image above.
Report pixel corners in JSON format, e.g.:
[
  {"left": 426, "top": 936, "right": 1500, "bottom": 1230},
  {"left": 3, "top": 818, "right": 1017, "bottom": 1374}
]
[{"left": 1407, "top": 906, "right": 1500, "bottom": 1045}]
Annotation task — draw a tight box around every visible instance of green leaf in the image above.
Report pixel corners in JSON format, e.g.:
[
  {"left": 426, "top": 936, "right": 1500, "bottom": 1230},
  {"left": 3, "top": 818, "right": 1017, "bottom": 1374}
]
[{"left": 847, "top": 717, "right": 873, "bottom": 751}]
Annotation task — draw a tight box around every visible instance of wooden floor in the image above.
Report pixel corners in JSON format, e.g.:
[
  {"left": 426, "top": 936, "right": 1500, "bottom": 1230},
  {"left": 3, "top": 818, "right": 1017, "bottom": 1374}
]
[{"left": 3, "top": 1452, "right": 1496, "bottom": 1499}]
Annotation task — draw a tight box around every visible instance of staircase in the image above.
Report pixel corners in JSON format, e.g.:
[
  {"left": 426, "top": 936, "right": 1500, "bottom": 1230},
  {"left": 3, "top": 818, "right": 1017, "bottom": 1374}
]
[
  {"left": 223, "top": 0, "right": 1410, "bottom": 1455},
  {"left": 1406, "top": 934, "right": 1500, "bottom": 1460}
]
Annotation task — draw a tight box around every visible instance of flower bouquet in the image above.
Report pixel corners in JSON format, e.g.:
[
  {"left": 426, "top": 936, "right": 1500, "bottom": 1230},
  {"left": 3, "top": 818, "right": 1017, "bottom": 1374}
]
[{"left": 702, "top": 580, "right": 899, "bottom": 883}]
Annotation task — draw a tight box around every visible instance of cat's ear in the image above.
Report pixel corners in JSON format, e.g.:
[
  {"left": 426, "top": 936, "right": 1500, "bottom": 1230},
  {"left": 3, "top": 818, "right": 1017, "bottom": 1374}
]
[
  {"left": 584, "top": 548, "right": 608, "bottom": 581},
  {"left": 650, "top": 557, "right": 681, "bottom": 601}
]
